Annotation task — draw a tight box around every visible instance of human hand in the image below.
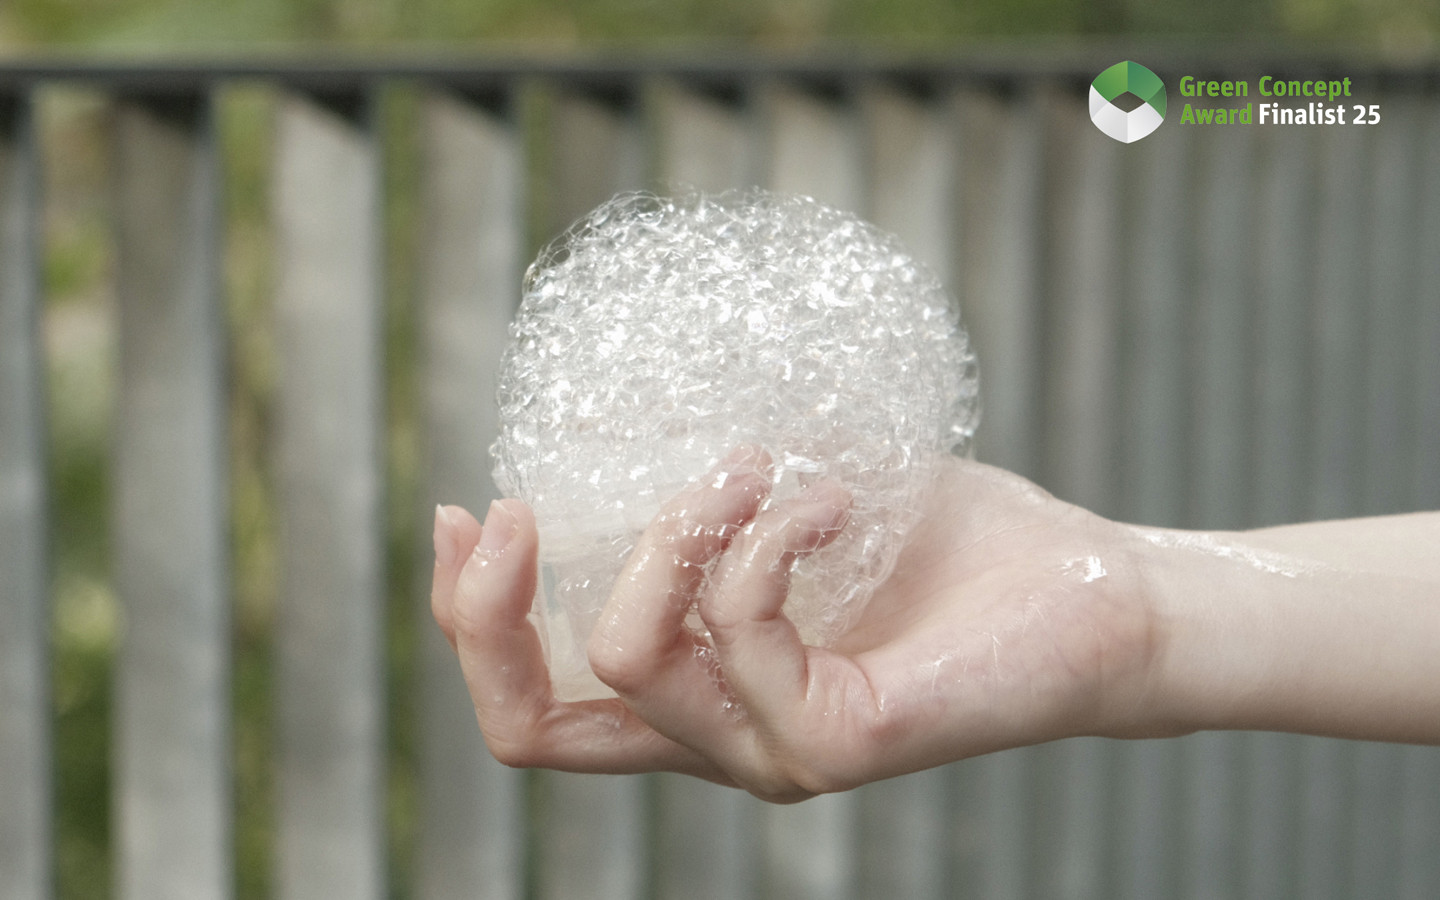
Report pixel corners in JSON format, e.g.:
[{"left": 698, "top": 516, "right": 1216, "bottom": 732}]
[{"left": 431, "top": 450, "right": 1168, "bottom": 802}]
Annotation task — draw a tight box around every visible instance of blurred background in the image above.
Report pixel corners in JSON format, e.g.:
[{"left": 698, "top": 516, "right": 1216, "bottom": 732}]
[
  {"left": 1, "top": 0, "right": 1434, "bottom": 52},
  {"left": 2, "top": 2, "right": 1439, "bottom": 900}
]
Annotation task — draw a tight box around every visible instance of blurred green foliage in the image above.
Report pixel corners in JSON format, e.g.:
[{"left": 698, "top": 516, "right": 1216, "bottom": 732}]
[
  {"left": 0, "top": 0, "right": 1438, "bottom": 50},
  {"left": 39, "top": 87, "right": 117, "bottom": 900}
]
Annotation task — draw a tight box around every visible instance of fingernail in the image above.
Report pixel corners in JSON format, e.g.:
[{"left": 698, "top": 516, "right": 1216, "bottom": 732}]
[
  {"left": 434, "top": 505, "right": 458, "bottom": 568},
  {"left": 475, "top": 500, "right": 518, "bottom": 559}
]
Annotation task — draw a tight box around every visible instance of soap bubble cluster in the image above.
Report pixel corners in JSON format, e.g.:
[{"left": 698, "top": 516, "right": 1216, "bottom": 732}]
[{"left": 491, "top": 189, "right": 979, "bottom": 699}]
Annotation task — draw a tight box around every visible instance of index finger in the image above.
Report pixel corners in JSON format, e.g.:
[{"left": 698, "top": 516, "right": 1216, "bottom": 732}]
[{"left": 450, "top": 499, "right": 732, "bottom": 780}]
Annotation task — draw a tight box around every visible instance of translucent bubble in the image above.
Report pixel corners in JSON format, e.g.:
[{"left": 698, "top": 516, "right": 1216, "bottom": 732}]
[{"left": 491, "top": 189, "right": 980, "bottom": 699}]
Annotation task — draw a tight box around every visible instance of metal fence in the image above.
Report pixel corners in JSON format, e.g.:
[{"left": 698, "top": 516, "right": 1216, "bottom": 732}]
[{"left": 1, "top": 55, "right": 1438, "bottom": 900}]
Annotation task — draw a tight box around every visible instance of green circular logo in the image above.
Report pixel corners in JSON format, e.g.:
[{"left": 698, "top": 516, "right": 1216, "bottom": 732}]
[{"left": 1089, "top": 61, "right": 1167, "bottom": 143}]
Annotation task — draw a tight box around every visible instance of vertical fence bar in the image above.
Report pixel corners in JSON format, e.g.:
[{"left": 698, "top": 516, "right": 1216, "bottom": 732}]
[
  {"left": 1187, "top": 120, "right": 1255, "bottom": 532},
  {"left": 545, "top": 81, "right": 647, "bottom": 235},
  {"left": 651, "top": 78, "right": 756, "bottom": 193},
  {"left": 1407, "top": 127, "right": 1440, "bottom": 900},
  {"left": 1035, "top": 86, "right": 1120, "bottom": 900},
  {"left": 415, "top": 85, "right": 526, "bottom": 900},
  {"left": 539, "top": 774, "right": 651, "bottom": 900},
  {"left": 1250, "top": 113, "right": 1315, "bottom": 528},
  {"left": 756, "top": 76, "right": 863, "bottom": 900},
  {"left": 1307, "top": 98, "right": 1370, "bottom": 523},
  {"left": 1297, "top": 110, "right": 1371, "bottom": 900},
  {"left": 1346, "top": 91, "right": 1423, "bottom": 900},
  {"left": 854, "top": 773, "right": 948, "bottom": 900},
  {"left": 947, "top": 86, "right": 1005, "bottom": 898},
  {"left": 1404, "top": 124, "right": 1440, "bottom": 900},
  {"left": 950, "top": 84, "right": 1048, "bottom": 900},
  {"left": 1181, "top": 119, "right": 1256, "bottom": 900},
  {"left": 860, "top": 79, "right": 955, "bottom": 273},
  {"left": 534, "top": 78, "right": 651, "bottom": 900},
  {"left": 648, "top": 77, "right": 762, "bottom": 900},
  {"left": 956, "top": 86, "right": 1048, "bottom": 480},
  {"left": 272, "top": 87, "right": 385, "bottom": 900},
  {"left": 1243, "top": 120, "right": 1313, "bottom": 900},
  {"left": 956, "top": 85, "right": 1045, "bottom": 481},
  {"left": 760, "top": 798, "right": 857, "bottom": 900},
  {"left": 1360, "top": 94, "right": 1421, "bottom": 518},
  {"left": 1414, "top": 95, "right": 1440, "bottom": 512},
  {"left": 111, "top": 90, "right": 230, "bottom": 900},
  {"left": 1349, "top": 740, "right": 1405, "bottom": 900},
  {"left": 1118, "top": 107, "right": 1191, "bottom": 528},
  {"left": 1111, "top": 91, "right": 1192, "bottom": 900},
  {"left": 1041, "top": 86, "right": 1120, "bottom": 518},
  {"left": 652, "top": 775, "right": 759, "bottom": 900},
  {"left": 0, "top": 88, "right": 51, "bottom": 900},
  {"left": 762, "top": 79, "right": 862, "bottom": 212},
  {"left": 852, "top": 80, "right": 956, "bottom": 900},
  {"left": 1398, "top": 746, "right": 1440, "bottom": 900},
  {"left": 1242, "top": 731, "right": 1304, "bottom": 900}
]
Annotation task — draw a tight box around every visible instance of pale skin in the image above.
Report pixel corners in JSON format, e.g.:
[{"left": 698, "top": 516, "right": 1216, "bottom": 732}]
[{"left": 431, "top": 447, "right": 1440, "bottom": 804}]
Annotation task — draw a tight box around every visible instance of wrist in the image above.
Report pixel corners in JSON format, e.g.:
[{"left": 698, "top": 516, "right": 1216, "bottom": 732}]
[
  {"left": 1121, "top": 521, "right": 1440, "bottom": 744},
  {"left": 1114, "top": 525, "right": 1280, "bottom": 739}
]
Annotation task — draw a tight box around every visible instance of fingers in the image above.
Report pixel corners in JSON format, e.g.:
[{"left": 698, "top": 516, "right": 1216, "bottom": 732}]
[
  {"left": 700, "top": 480, "right": 852, "bottom": 728},
  {"left": 433, "top": 461, "right": 860, "bottom": 791},
  {"left": 432, "top": 504, "right": 483, "bottom": 651},
  {"left": 588, "top": 446, "right": 770, "bottom": 695},
  {"left": 446, "top": 498, "right": 727, "bottom": 779},
  {"left": 587, "top": 458, "right": 856, "bottom": 791},
  {"left": 587, "top": 447, "right": 773, "bottom": 756},
  {"left": 449, "top": 499, "right": 546, "bottom": 720}
]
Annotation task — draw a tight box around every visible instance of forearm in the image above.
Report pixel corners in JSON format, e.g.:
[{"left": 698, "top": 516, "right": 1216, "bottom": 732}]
[{"left": 1138, "top": 512, "right": 1440, "bottom": 744}]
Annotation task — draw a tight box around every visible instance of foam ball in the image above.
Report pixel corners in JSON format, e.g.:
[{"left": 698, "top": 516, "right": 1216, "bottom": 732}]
[{"left": 491, "top": 189, "right": 979, "bottom": 699}]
